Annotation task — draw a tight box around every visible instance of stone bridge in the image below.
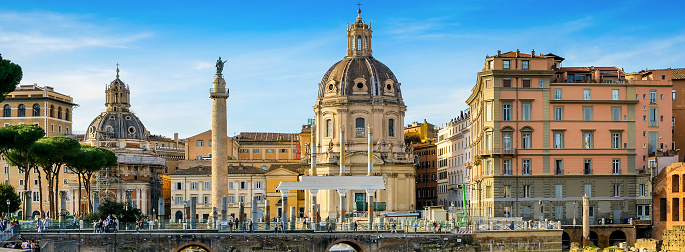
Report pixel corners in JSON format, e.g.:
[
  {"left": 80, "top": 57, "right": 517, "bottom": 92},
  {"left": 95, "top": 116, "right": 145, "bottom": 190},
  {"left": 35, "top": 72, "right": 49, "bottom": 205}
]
[
  {"left": 562, "top": 224, "right": 651, "bottom": 249},
  {"left": 20, "top": 230, "right": 561, "bottom": 252}
]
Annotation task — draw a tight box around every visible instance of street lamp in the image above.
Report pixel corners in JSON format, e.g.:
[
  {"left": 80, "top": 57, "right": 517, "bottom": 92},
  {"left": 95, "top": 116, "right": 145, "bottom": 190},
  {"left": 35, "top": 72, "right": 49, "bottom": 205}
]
[
  {"left": 538, "top": 200, "right": 543, "bottom": 221},
  {"left": 573, "top": 201, "right": 577, "bottom": 226},
  {"left": 6, "top": 199, "right": 9, "bottom": 219}
]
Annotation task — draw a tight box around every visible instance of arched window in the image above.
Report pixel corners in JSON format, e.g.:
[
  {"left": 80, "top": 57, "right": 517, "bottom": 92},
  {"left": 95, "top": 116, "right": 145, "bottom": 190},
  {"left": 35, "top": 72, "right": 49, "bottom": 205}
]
[
  {"left": 364, "top": 36, "right": 368, "bottom": 50},
  {"left": 32, "top": 104, "right": 40, "bottom": 117},
  {"left": 49, "top": 105, "right": 54, "bottom": 117},
  {"left": 355, "top": 118, "right": 365, "bottom": 137},
  {"left": 3, "top": 105, "right": 10, "bottom": 117},
  {"left": 325, "top": 119, "right": 333, "bottom": 138},
  {"left": 17, "top": 104, "right": 26, "bottom": 117},
  {"left": 65, "top": 108, "right": 70, "bottom": 121},
  {"left": 388, "top": 118, "right": 395, "bottom": 137},
  {"left": 57, "top": 107, "right": 62, "bottom": 119},
  {"left": 357, "top": 35, "right": 362, "bottom": 50}
]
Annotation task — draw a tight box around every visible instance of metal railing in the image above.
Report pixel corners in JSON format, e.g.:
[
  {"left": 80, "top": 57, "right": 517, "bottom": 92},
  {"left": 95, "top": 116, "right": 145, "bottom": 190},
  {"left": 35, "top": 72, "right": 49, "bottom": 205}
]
[{"left": 209, "top": 88, "right": 229, "bottom": 93}]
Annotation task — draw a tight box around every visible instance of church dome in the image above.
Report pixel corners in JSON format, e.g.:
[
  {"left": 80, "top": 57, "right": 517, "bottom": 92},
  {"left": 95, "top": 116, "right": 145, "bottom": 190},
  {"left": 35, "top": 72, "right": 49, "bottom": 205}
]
[
  {"left": 85, "top": 66, "right": 149, "bottom": 141},
  {"left": 318, "top": 57, "right": 402, "bottom": 99},
  {"left": 86, "top": 111, "right": 149, "bottom": 140}
]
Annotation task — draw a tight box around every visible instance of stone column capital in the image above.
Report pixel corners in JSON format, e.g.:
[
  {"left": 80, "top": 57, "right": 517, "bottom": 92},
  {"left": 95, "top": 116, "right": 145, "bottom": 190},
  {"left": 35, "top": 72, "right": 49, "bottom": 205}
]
[
  {"left": 310, "top": 189, "right": 318, "bottom": 195},
  {"left": 281, "top": 190, "right": 289, "bottom": 197},
  {"left": 337, "top": 189, "right": 347, "bottom": 197},
  {"left": 365, "top": 189, "right": 376, "bottom": 194}
]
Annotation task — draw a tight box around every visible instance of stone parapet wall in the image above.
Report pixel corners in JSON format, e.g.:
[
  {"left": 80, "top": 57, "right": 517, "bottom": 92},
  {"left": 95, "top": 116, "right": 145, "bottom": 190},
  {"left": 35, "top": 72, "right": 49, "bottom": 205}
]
[{"left": 473, "top": 230, "right": 563, "bottom": 252}]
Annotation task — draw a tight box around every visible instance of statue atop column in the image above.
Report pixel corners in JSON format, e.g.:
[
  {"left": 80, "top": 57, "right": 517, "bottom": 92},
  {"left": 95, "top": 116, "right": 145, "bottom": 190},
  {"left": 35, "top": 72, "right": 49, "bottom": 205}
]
[{"left": 216, "top": 57, "right": 227, "bottom": 74}]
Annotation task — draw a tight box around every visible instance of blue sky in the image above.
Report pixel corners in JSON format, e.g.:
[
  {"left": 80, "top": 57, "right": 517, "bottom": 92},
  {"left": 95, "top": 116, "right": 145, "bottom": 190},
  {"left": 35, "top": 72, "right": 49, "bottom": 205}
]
[{"left": 2, "top": 0, "right": 684, "bottom": 139}]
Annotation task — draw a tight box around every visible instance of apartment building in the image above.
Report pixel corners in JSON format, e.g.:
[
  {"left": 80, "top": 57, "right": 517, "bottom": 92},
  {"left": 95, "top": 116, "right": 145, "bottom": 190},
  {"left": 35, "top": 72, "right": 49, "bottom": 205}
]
[
  {"left": 414, "top": 141, "right": 437, "bottom": 210},
  {"left": 466, "top": 50, "right": 670, "bottom": 224},
  {"left": 436, "top": 110, "right": 470, "bottom": 213}
]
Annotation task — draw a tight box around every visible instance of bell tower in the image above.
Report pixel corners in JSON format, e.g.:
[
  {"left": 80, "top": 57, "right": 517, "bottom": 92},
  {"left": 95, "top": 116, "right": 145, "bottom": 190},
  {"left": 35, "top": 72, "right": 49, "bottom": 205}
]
[{"left": 346, "top": 9, "right": 373, "bottom": 57}]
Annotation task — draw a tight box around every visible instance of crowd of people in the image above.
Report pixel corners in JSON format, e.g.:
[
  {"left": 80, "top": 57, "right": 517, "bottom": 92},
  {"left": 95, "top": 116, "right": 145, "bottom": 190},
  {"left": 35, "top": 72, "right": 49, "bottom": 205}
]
[
  {"left": 1, "top": 219, "right": 20, "bottom": 234},
  {"left": 2, "top": 239, "right": 40, "bottom": 251},
  {"left": 93, "top": 214, "right": 119, "bottom": 233}
]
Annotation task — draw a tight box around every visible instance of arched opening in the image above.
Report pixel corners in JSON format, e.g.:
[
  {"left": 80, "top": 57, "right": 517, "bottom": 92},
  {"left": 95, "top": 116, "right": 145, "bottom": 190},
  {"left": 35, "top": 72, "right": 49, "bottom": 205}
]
[
  {"left": 32, "top": 211, "right": 40, "bottom": 218},
  {"left": 589, "top": 231, "right": 599, "bottom": 247},
  {"left": 175, "top": 211, "right": 183, "bottom": 222},
  {"left": 173, "top": 242, "right": 214, "bottom": 252},
  {"left": 609, "top": 230, "right": 627, "bottom": 246},
  {"left": 561, "top": 232, "right": 571, "bottom": 250},
  {"left": 17, "top": 104, "right": 25, "bottom": 117},
  {"left": 65, "top": 108, "right": 70, "bottom": 121},
  {"left": 357, "top": 36, "right": 362, "bottom": 50},
  {"left": 3, "top": 104, "right": 10, "bottom": 117},
  {"left": 326, "top": 239, "right": 365, "bottom": 252},
  {"left": 32, "top": 104, "right": 40, "bottom": 116},
  {"left": 49, "top": 105, "right": 54, "bottom": 117}
]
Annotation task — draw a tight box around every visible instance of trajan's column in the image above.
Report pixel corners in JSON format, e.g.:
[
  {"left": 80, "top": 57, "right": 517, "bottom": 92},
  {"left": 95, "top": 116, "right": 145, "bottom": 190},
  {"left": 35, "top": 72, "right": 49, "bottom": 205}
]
[{"left": 210, "top": 57, "right": 229, "bottom": 220}]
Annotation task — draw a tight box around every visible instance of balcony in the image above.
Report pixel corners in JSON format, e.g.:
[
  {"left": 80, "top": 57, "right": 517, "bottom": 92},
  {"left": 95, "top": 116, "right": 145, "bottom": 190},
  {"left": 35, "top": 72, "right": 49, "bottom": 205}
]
[
  {"left": 209, "top": 88, "right": 230, "bottom": 98},
  {"left": 480, "top": 148, "right": 517, "bottom": 156}
]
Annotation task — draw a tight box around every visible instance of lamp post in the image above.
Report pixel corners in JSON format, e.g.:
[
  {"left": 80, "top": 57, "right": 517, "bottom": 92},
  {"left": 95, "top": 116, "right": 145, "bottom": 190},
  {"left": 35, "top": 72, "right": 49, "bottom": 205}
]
[
  {"left": 573, "top": 201, "right": 577, "bottom": 226},
  {"left": 6, "top": 199, "right": 10, "bottom": 219}
]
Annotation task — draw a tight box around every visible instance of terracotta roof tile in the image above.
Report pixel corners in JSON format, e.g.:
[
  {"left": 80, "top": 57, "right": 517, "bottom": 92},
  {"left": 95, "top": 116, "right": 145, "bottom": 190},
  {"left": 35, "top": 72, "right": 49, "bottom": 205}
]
[
  {"left": 267, "top": 164, "right": 304, "bottom": 173},
  {"left": 672, "top": 68, "right": 685, "bottom": 80},
  {"left": 236, "top": 132, "right": 300, "bottom": 142}
]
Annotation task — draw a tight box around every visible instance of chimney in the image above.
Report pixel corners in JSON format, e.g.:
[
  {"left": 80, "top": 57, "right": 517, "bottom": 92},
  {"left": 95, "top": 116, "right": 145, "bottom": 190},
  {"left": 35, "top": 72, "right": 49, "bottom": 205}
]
[
  {"left": 531, "top": 49, "right": 535, "bottom": 57},
  {"left": 516, "top": 49, "right": 520, "bottom": 57},
  {"left": 497, "top": 50, "right": 501, "bottom": 57},
  {"left": 174, "top": 133, "right": 179, "bottom": 143}
]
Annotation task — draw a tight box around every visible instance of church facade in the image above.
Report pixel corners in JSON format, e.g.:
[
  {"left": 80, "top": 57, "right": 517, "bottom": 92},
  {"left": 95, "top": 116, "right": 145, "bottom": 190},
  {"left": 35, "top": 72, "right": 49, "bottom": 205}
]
[{"left": 308, "top": 10, "right": 416, "bottom": 218}]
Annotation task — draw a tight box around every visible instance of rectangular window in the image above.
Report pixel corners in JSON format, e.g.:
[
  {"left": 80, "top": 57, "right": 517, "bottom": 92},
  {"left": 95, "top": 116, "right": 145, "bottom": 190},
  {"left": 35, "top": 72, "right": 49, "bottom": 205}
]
[
  {"left": 584, "top": 184, "right": 592, "bottom": 197},
  {"left": 583, "top": 89, "right": 591, "bottom": 100},
  {"left": 639, "top": 184, "right": 646, "bottom": 197},
  {"left": 539, "top": 79, "right": 544, "bottom": 88},
  {"left": 228, "top": 182, "right": 234, "bottom": 189},
  {"left": 326, "top": 119, "right": 333, "bottom": 137},
  {"left": 554, "top": 106, "right": 563, "bottom": 121},
  {"left": 521, "top": 102, "right": 531, "bottom": 121},
  {"left": 502, "top": 78, "right": 511, "bottom": 87},
  {"left": 280, "top": 149, "right": 287, "bottom": 153},
  {"left": 584, "top": 159, "right": 593, "bottom": 175},
  {"left": 253, "top": 149, "right": 260, "bottom": 153},
  {"left": 254, "top": 181, "right": 263, "bottom": 189},
  {"left": 674, "top": 89, "right": 676, "bottom": 101},
  {"left": 650, "top": 90, "right": 657, "bottom": 104},
  {"left": 388, "top": 119, "right": 395, "bottom": 137},
  {"left": 196, "top": 140, "right": 204, "bottom": 147},
  {"left": 240, "top": 181, "right": 246, "bottom": 189},
  {"left": 555, "top": 206, "right": 564, "bottom": 219},
  {"left": 266, "top": 149, "right": 274, "bottom": 153},
  {"left": 488, "top": 60, "right": 493, "bottom": 70},
  {"left": 554, "top": 159, "right": 563, "bottom": 175},
  {"left": 523, "top": 185, "right": 531, "bottom": 198},
  {"left": 485, "top": 102, "right": 493, "bottom": 121},
  {"left": 613, "top": 184, "right": 621, "bottom": 197},
  {"left": 228, "top": 196, "right": 235, "bottom": 204},
  {"left": 583, "top": 131, "right": 593, "bottom": 149},
  {"left": 522, "top": 78, "right": 531, "bottom": 87},
  {"left": 203, "top": 182, "right": 211, "bottom": 190},
  {"left": 203, "top": 196, "right": 209, "bottom": 205},
  {"left": 522, "top": 159, "right": 531, "bottom": 175},
  {"left": 583, "top": 106, "right": 593, "bottom": 121},
  {"left": 611, "top": 107, "right": 621, "bottom": 121},
  {"left": 240, "top": 149, "right": 248, "bottom": 153},
  {"left": 649, "top": 108, "right": 658, "bottom": 126},
  {"left": 502, "top": 159, "right": 512, "bottom": 175},
  {"left": 503, "top": 60, "right": 510, "bottom": 69},
  {"left": 175, "top": 196, "right": 183, "bottom": 205},
  {"left": 612, "top": 159, "right": 621, "bottom": 174},
  {"left": 612, "top": 89, "right": 619, "bottom": 100},
  {"left": 502, "top": 104, "right": 511, "bottom": 121},
  {"left": 504, "top": 185, "right": 511, "bottom": 198},
  {"left": 554, "top": 89, "right": 562, "bottom": 100},
  {"left": 555, "top": 185, "right": 563, "bottom": 198},
  {"left": 612, "top": 132, "right": 622, "bottom": 149},
  {"left": 502, "top": 133, "right": 512, "bottom": 151},
  {"left": 522, "top": 60, "right": 529, "bottom": 69},
  {"left": 485, "top": 186, "right": 492, "bottom": 198},
  {"left": 191, "top": 182, "right": 198, "bottom": 190},
  {"left": 175, "top": 182, "right": 182, "bottom": 190},
  {"left": 356, "top": 118, "right": 366, "bottom": 137},
  {"left": 521, "top": 133, "right": 531, "bottom": 149},
  {"left": 239, "top": 195, "right": 245, "bottom": 203},
  {"left": 553, "top": 131, "right": 564, "bottom": 149}
]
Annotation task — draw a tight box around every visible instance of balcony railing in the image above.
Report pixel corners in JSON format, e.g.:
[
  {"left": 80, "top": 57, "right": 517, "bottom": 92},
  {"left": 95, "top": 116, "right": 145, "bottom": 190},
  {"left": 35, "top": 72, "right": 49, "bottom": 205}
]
[{"left": 481, "top": 148, "right": 517, "bottom": 156}]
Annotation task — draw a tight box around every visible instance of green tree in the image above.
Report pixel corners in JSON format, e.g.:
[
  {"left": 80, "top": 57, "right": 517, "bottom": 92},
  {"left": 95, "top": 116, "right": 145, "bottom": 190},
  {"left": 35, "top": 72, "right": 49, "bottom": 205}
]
[
  {"left": 0, "top": 184, "right": 22, "bottom": 217},
  {"left": 31, "top": 136, "right": 80, "bottom": 218},
  {"left": 92, "top": 199, "right": 142, "bottom": 223},
  {"left": 1, "top": 124, "right": 45, "bottom": 219},
  {"left": 0, "top": 54, "right": 22, "bottom": 103},
  {"left": 66, "top": 145, "right": 117, "bottom": 213}
]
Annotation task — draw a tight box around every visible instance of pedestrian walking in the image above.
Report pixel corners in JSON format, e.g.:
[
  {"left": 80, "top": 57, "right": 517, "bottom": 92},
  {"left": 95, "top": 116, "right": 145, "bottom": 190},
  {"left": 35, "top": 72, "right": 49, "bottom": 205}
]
[
  {"left": 392, "top": 221, "right": 397, "bottom": 233},
  {"left": 353, "top": 221, "right": 358, "bottom": 232}
]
